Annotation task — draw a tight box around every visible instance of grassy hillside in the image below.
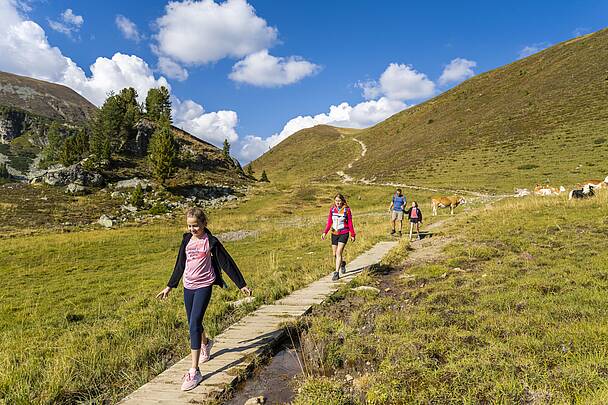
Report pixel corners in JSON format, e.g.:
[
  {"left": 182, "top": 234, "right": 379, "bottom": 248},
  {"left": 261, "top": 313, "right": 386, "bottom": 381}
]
[
  {"left": 254, "top": 29, "right": 608, "bottom": 192},
  {"left": 248, "top": 125, "right": 362, "bottom": 182},
  {"left": 294, "top": 191, "right": 608, "bottom": 404},
  {"left": 0, "top": 71, "right": 96, "bottom": 123}
]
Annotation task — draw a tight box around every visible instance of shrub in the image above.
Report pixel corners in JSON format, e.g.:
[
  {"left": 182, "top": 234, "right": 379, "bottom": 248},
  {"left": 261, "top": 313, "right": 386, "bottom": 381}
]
[
  {"left": 148, "top": 202, "right": 169, "bottom": 215},
  {"left": 129, "top": 184, "right": 145, "bottom": 208}
]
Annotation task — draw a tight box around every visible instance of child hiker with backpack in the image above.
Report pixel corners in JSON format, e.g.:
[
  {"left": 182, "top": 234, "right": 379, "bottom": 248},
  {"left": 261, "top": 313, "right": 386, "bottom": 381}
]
[
  {"left": 322, "top": 193, "right": 356, "bottom": 281},
  {"left": 405, "top": 201, "right": 423, "bottom": 241},
  {"left": 156, "top": 207, "right": 252, "bottom": 391}
]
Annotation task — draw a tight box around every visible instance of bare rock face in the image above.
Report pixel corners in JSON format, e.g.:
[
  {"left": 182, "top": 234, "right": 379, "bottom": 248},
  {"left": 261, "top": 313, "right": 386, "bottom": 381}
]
[
  {"left": 125, "top": 119, "right": 155, "bottom": 156},
  {"left": 0, "top": 109, "right": 26, "bottom": 143},
  {"left": 42, "top": 163, "right": 104, "bottom": 187}
]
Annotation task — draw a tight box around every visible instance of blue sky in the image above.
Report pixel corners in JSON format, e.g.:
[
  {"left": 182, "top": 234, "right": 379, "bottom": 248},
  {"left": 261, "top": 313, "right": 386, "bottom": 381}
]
[{"left": 1, "top": 0, "right": 606, "bottom": 162}]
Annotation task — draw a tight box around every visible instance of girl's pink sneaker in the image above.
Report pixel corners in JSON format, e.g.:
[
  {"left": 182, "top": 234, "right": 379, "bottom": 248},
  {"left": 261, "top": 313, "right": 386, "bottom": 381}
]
[
  {"left": 201, "top": 339, "right": 214, "bottom": 363},
  {"left": 181, "top": 368, "right": 203, "bottom": 391}
]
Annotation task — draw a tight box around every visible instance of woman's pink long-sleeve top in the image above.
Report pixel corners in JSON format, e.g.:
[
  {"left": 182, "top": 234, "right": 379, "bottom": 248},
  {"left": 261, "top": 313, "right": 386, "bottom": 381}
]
[{"left": 323, "top": 206, "right": 356, "bottom": 236}]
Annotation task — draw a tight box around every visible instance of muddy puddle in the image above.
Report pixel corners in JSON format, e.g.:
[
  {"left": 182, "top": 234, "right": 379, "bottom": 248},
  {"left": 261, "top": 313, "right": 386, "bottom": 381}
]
[{"left": 224, "top": 339, "right": 303, "bottom": 405}]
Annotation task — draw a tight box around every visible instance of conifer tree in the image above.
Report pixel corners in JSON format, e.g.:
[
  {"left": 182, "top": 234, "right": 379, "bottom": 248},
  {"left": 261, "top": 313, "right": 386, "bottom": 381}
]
[
  {"left": 147, "top": 115, "right": 177, "bottom": 185},
  {"left": 43, "top": 122, "right": 63, "bottom": 162},
  {"left": 260, "top": 170, "right": 269, "bottom": 182},
  {"left": 246, "top": 163, "right": 254, "bottom": 177},
  {"left": 145, "top": 86, "right": 172, "bottom": 123},
  {"left": 223, "top": 139, "right": 231, "bottom": 158}
]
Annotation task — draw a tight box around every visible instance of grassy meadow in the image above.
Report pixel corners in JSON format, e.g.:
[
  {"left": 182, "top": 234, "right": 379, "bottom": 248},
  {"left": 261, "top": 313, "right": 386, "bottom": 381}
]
[
  {"left": 293, "top": 191, "right": 608, "bottom": 404},
  {"left": 0, "top": 182, "right": 445, "bottom": 404}
]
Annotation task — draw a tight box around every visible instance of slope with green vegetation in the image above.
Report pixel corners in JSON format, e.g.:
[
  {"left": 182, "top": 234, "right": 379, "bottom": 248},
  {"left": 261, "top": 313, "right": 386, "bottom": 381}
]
[
  {"left": 247, "top": 125, "right": 362, "bottom": 182},
  {"left": 254, "top": 28, "right": 608, "bottom": 192},
  {"left": 293, "top": 191, "right": 608, "bottom": 404}
]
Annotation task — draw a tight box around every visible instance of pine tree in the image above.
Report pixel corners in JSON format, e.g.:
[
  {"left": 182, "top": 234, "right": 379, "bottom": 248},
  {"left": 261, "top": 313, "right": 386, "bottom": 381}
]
[
  {"left": 145, "top": 86, "right": 172, "bottom": 123},
  {"left": 59, "top": 136, "right": 79, "bottom": 166},
  {"left": 147, "top": 116, "right": 177, "bottom": 185},
  {"left": 222, "top": 139, "right": 231, "bottom": 158},
  {"left": 43, "top": 122, "right": 63, "bottom": 162},
  {"left": 260, "top": 170, "right": 269, "bottom": 182},
  {"left": 90, "top": 88, "right": 142, "bottom": 161}
]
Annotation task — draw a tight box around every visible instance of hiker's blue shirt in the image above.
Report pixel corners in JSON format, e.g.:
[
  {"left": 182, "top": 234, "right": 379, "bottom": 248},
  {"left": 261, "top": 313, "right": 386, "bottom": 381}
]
[{"left": 392, "top": 195, "right": 406, "bottom": 211}]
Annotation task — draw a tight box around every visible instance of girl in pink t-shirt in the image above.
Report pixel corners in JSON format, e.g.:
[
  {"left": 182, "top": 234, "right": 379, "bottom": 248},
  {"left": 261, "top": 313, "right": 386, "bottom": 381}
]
[{"left": 156, "top": 208, "right": 252, "bottom": 391}]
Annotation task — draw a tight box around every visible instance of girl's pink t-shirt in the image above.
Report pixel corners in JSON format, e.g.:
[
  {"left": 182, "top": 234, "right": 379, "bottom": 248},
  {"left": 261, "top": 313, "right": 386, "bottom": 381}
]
[{"left": 184, "top": 233, "right": 216, "bottom": 289}]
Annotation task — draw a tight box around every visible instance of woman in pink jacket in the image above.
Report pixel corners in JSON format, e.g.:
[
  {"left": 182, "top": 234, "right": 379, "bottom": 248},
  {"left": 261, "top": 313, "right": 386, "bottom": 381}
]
[{"left": 322, "top": 193, "right": 356, "bottom": 281}]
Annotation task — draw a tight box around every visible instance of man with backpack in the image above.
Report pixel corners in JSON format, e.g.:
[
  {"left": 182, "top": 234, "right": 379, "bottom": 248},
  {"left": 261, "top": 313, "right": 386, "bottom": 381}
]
[{"left": 388, "top": 188, "right": 406, "bottom": 236}]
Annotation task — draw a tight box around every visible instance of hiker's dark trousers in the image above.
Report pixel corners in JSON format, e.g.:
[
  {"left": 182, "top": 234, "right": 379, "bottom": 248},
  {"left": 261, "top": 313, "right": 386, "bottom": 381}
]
[{"left": 184, "top": 286, "right": 213, "bottom": 350}]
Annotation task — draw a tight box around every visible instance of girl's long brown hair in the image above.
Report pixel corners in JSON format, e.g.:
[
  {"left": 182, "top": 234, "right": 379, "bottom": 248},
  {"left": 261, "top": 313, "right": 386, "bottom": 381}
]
[{"left": 333, "top": 193, "right": 349, "bottom": 209}]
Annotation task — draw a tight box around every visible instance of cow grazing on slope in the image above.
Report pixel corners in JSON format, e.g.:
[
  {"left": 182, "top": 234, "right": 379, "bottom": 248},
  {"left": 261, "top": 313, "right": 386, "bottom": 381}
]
[
  {"left": 569, "top": 185, "right": 595, "bottom": 200},
  {"left": 431, "top": 195, "right": 466, "bottom": 216}
]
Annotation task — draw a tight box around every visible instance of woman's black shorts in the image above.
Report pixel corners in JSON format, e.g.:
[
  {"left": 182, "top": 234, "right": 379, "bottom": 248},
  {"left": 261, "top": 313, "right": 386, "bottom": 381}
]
[
  {"left": 331, "top": 233, "right": 349, "bottom": 245},
  {"left": 410, "top": 218, "right": 420, "bottom": 224}
]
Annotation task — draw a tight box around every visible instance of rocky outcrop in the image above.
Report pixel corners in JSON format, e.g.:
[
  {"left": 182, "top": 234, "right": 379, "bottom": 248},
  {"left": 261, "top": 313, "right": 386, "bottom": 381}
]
[
  {"left": 41, "top": 163, "right": 104, "bottom": 187},
  {"left": 0, "top": 107, "right": 48, "bottom": 144},
  {"left": 126, "top": 119, "right": 155, "bottom": 155}
]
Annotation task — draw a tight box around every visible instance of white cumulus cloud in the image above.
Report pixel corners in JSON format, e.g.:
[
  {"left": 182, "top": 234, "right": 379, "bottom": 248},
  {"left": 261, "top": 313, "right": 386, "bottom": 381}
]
[
  {"left": 155, "top": 0, "right": 277, "bottom": 65},
  {"left": 173, "top": 98, "right": 239, "bottom": 146},
  {"left": 377, "top": 63, "right": 436, "bottom": 100},
  {"left": 358, "top": 63, "right": 436, "bottom": 101},
  {"left": 158, "top": 56, "right": 189, "bottom": 81},
  {"left": 438, "top": 58, "right": 476, "bottom": 86},
  {"left": 115, "top": 14, "right": 142, "bottom": 43},
  {"left": 229, "top": 49, "right": 320, "bottom": 87}
]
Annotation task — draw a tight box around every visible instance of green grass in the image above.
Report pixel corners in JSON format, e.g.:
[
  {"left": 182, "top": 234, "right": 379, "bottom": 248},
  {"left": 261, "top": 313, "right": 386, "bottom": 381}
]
[
  {"left": 293, "top": 191, "right": 608, "bottom": 403},
  {"left": 0, "top": 182, "right": 441, "bottom": 404}
]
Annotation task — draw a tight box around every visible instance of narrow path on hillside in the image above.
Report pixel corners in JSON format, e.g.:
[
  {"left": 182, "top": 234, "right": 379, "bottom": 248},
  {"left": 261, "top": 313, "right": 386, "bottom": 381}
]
[{"left": 337, "top": 137, "right": 367, "bottom": 183}]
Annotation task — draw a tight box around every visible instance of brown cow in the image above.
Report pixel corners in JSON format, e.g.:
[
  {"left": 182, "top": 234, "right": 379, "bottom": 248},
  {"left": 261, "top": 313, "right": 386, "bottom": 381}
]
[{"left": 431, "top": 195, "right": 466, "bottom": 216}]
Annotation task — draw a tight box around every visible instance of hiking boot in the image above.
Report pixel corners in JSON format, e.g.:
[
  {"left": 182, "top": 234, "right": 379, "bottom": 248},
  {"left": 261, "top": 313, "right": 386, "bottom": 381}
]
[
  {"left": 398, "top": 231, "right": 402, "bottom": 237},
  {"left": 181, "top": 368, "right": 203, "bottom": 391},
  {"left": 200, "top": 339, "right": 213, "bottom": 363},
  {"left": 332, "top": 271, "right": 339, "bottom": 281},
  {"left": 390, "top": 229, "right": 395, "bottom": 235},
  {"left": 340, "top": 261, "right": 347, "bottom": 274}
]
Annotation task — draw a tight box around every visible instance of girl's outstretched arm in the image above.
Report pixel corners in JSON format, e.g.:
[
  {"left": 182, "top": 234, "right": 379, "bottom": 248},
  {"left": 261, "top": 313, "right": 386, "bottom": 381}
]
[{"left": 215, "top": 242, "right": 247, "bottom": 289}]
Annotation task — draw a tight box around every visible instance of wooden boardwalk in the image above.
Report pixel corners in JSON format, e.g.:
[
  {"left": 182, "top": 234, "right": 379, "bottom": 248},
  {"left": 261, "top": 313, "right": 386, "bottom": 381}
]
[{"left": 120, "top": 241, "right": 398, "bottom": 404}]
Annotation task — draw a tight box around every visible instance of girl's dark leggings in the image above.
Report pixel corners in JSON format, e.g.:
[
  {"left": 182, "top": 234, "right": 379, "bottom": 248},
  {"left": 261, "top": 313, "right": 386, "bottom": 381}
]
[{"left": 183, "top": 286, "right": 213, "bottom": 350}]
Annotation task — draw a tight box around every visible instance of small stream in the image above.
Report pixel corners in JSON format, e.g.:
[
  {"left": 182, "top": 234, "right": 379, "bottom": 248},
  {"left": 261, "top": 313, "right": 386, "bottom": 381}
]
[{"left": 224, "top": 338, "right": 304, "bottom": 405}]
